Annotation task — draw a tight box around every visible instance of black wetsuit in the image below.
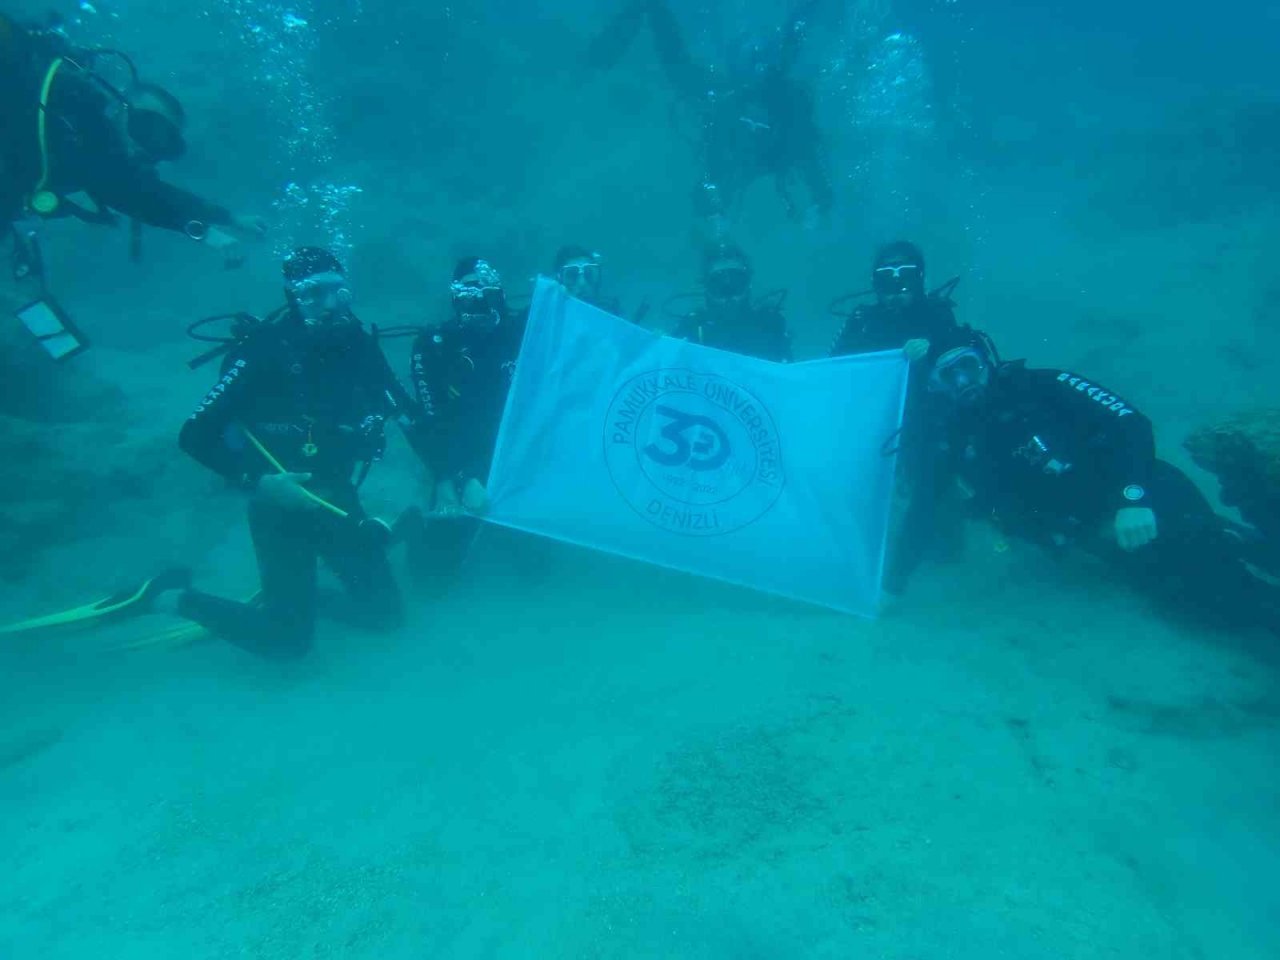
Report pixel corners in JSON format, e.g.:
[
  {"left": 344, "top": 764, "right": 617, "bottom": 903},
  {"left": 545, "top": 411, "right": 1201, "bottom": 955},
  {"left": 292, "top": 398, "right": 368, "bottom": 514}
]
[
  {"left": 673, "top": 301, "right": 793, "bottom": 362},
  {"left": 403, "top": 311, "right": 526, "bottom": 584},
  {"left": 699, "top": 64, "right": 833, "bottom": 221},
  {"left": 955, "top": 363, "right": 1280, "bottom": 632},
  {"left": 590, "top": 0, "right": 833, "bottom": 221},
  {"left": 176, "top": 317, "right": 419, "bottom": 658},
  {"left": 830, "top": 297, "right": 961, "bottom": 361},
  {"left": 0, "top": 18, "right": 231, "bottom": 232},
  {"left": 830, "top": 295, "right": 968, "bottom": 440},
  {"left": 831, "top": 296, "right": 969, "bottom": 590},
  {"left": 409, "top": 311, "right": 526, "bottom": 487}
]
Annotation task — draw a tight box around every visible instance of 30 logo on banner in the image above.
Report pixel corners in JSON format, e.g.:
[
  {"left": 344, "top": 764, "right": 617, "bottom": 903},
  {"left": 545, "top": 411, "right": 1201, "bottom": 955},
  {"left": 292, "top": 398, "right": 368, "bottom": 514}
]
[{"left": 604, "top": 369, "right": 785, "bottom": 536}]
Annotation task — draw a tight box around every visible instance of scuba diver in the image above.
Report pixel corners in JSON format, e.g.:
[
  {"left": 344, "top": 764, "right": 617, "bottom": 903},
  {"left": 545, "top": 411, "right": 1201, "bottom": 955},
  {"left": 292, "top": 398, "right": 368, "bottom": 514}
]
[
  {"left": 830, "top": 241, "right": 974, "bottom": 593},
  {"left": 160, "top": 248, "right": 426, "bottom": 659},
  {"left": 553, "top": 243, "right": 652, "bottom": 325},
  {"left": 670, "top": 240, "right": 792, "bottom": 362},
  {"left": 829, "top": 241, "right": 963, "bottom": 364},
  {"left": 0, "top": 14, "right": 262, "bottom": 271},
  {"left": 588, "top": 0, "right": 834, "bottom": 235},
  {"left": 400, "top": 257, "right": 527, "bottom": 588},
  {"left": 922, "top": 340, "right": 1280, "bottom": 633}
]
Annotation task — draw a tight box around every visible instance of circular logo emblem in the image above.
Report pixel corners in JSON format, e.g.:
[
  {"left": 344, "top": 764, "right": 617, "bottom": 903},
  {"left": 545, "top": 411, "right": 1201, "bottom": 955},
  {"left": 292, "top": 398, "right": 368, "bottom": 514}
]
[{"left": 604, "top": 369, "right": 784, "bottom": 536}]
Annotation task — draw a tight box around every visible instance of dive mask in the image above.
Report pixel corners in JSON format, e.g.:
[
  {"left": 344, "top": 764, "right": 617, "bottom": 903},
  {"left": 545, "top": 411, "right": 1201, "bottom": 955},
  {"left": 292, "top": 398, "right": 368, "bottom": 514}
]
[
  {"left": 557, "top": 260, "right": 601, "bottom": 293},
  {"left": 873, "top": 262, "right": 923, "bottom": 299},
  {"left": 928, "top": 346, "right": 991, "bottom": 404},
  {"left": 706, "top": 263, "right": 750, "bottom": 301},
  {"left": 451, "top": 260, "right": 505, "bottom": 323},
  {"left": 290, "top": 271, "right": 353, "bottom": 325}
]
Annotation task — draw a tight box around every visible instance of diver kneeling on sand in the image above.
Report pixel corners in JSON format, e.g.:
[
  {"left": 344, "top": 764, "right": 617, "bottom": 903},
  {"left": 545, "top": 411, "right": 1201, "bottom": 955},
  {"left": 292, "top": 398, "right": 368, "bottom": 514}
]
[
  {"left": 151, "top": 248, "right": 432, "bottom": 659},
  {"left": 915, "top": 338, "right": 1280, "bottom": 632}
]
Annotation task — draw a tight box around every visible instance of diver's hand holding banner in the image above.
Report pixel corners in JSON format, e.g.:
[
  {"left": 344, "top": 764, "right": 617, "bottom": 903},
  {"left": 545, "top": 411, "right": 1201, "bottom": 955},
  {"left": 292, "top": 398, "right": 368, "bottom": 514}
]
[{"left": 484, "top": 279, "right": 908, "bottom": 616}]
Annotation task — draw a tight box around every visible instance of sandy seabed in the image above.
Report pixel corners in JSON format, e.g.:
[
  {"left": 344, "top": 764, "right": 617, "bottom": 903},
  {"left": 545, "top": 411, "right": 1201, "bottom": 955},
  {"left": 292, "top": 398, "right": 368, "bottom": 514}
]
[{"left": 2, "top": 505, "right": 1278, "bottom": 959}]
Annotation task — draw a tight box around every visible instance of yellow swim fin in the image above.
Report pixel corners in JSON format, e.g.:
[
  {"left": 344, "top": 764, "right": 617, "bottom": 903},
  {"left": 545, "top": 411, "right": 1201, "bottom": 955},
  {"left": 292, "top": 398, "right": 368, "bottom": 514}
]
[
  {"left": 111, "top": 623, "right": 210, "bottom": 652},
  {"left": 0, "top": 569, "right": 192, "bottom": 636},
  {"left": 108, "top": 591, "right": 262, "bottom": 652}
]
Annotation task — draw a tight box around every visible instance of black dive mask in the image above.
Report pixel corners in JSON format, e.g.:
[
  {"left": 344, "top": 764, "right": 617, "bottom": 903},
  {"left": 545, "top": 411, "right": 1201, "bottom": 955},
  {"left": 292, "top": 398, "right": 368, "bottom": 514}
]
[
  {"left": 706, "top": 266, "right": 751, "bottom": 308},
  {"left": 451, "top": 292, "right": 504, "bottom": 328},
  {"left": 928, "top": 346, "right": 991, "bottom": 406},
  {"left": 873, "top": 262, "right": 924, "bottom": 302},
  {"left": 450, "top": 260, "right": 505, "bottom": 328}
]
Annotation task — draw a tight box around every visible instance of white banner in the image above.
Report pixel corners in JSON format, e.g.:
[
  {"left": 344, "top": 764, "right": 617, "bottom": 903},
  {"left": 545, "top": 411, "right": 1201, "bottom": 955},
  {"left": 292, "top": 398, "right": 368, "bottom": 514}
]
[{"left": 484, "top": 279, "right": 908, "bottom": 616}]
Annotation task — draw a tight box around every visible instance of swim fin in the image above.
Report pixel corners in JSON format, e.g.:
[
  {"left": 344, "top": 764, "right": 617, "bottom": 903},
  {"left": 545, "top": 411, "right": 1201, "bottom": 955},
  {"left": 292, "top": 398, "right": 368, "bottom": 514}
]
[
  {"left": 0, "top": 568, "right": 192, "bottom": 636},
  {"left": 111, "top": 622, "right": 209, "bottom": 652},
  {"left": 108, "top": 589, "right": 263, "bottom": 652}
]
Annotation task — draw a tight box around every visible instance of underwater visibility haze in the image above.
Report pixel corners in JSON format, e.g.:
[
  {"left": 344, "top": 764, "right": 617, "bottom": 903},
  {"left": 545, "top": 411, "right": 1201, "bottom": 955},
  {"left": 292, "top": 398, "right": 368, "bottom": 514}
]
[{"left": 1, "top": 0, "right": 1279, "bottom": 956}]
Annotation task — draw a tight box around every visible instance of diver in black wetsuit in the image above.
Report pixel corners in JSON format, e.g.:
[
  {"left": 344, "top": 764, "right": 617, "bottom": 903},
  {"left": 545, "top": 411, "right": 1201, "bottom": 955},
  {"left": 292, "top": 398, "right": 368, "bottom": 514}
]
[
  {"left": 923, "top": 340, "right": 1280, "bottom": 633},
  {"left": 401, "top": 257, "right": 526, "bottom": 587},
  {"left": 830, "top": 242, "right": 963, "bottom": 364},
  {"left": 588, "top": 0, "right": 833, "bottom": 233},
  {"left": 671, "top": 241, "right": 792, "bottom": 362},
  {"left": 830, "top": 241, "right": 975, "bottom": 591},
  {"left": 166, "top": 248, "right": 425, "bottom": 659},
  {"left": 0, "top": 14, "right": 260, "bottom": 259}
]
